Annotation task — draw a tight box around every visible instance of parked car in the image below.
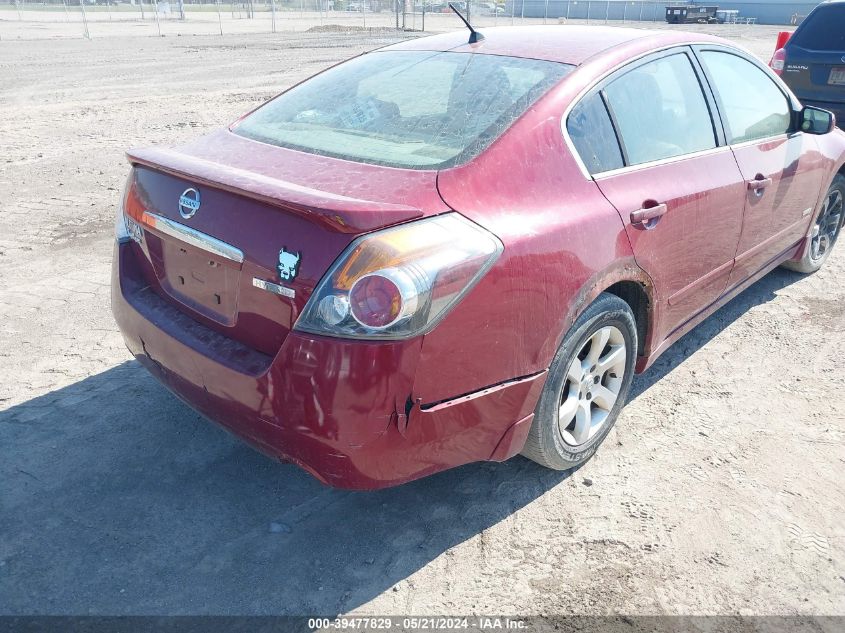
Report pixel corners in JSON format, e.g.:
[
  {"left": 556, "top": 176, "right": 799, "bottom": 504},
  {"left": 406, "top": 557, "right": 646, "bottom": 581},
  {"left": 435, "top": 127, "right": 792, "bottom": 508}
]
[
  {"left": 429, "top": 0, "right": 464, "bottom": 11},
  {"left": 771, "top": 0, "right": 845, "bottom": 124},
  {"left": 665, "top": 4, "right": 720, "bottom": 24},
  {"left": 113, "top": 26, "right": 845, "bottom": 489}
]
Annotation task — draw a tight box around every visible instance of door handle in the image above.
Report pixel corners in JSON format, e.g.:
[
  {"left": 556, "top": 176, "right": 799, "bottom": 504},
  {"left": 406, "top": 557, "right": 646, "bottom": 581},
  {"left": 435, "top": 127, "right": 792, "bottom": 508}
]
[
  {"left": 747, "top": 177, "right": 773, "bottom": 191},
  {"left": 630, "top": 203, "right": 668, "bottom": 225}
]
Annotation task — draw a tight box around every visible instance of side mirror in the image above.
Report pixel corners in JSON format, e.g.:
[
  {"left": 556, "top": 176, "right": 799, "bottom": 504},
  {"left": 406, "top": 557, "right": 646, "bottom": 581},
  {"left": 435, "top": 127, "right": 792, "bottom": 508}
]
[{"left": 800, "top": 106, "right": 836, "bottom": 135}]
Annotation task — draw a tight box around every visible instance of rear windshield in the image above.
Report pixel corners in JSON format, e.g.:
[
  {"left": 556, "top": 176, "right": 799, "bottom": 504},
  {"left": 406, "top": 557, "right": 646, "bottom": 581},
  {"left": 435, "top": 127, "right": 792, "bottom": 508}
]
[
  {"left": 791, "top": 4, "right": 845, "bottom": 50},
  {"left": 233, "top": 50, "right": 572, "bottom": 169}
]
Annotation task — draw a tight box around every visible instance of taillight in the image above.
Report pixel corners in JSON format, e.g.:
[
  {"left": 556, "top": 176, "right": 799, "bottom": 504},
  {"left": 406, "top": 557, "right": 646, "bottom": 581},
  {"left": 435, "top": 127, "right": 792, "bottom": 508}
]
[
  {"left": 349, "top": 270, "right": 418, "bottom": 329},
  {"left": 770, "top": 48, "right": 786, "bottom": 75},
  {"left": 114, "top": 170, "right": 143, "bottom": 244},
  {"left": 295, "top": 213, "right": 503, "bottom": 340}
]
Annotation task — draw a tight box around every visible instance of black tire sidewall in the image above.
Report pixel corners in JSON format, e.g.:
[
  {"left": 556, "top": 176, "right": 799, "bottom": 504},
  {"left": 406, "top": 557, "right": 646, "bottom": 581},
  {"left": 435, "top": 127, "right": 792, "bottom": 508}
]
[
  {"left": 805, "top": 174, "right": 845, "bottom": 271},
  {"left": 816, "top": 175, "right": 845, "bottom": 262},
  {"left": 535, "top": 295, "right": 637, "bottom": 470}
]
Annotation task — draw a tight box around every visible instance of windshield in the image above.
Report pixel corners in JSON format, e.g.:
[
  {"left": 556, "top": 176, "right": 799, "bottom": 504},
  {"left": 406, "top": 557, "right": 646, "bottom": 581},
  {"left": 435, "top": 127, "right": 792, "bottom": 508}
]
[
  {"left": 233, "top": 50, "right": 573, "bottom": 169},
  {"left": 791, "top": 4, "right": 845, "bottom": 50}
]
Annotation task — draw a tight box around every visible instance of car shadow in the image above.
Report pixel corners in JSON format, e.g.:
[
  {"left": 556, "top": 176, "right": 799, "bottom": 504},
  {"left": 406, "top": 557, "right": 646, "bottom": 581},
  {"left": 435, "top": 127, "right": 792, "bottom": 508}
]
[
  {"left": 0, "top": 361, "right": 569, "bottom": 616},
  {"left": 0, "top": 268, "right": 803, "bottom": 616},
  {"left": 629, "top": 266, "right": 804, "bottom": 399}
]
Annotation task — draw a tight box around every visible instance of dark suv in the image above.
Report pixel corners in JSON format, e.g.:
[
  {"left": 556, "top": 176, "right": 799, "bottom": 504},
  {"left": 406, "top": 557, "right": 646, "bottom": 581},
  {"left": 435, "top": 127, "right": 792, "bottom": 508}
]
[{"left": 772, "top": 0, "right": 845, "bottom": 125}]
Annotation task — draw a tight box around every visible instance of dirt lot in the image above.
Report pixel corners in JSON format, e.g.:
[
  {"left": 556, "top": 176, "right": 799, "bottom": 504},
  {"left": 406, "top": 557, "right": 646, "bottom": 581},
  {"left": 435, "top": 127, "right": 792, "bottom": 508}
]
[{"left": 1, "top": 21, "right": 844, "bottom": 617}]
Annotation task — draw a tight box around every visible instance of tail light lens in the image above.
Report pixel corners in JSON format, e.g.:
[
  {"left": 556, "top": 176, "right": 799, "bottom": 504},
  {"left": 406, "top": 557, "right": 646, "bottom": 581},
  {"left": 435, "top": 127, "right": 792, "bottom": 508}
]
[
  {"left": 114, "top": 174, "right": 131, "bottom": 242},
  {"left": 295, "top": 213, "right": 503, "bottom": 340},
  {"left": 770, "top": 48, "right": 786, "bottom": 75},
  {"left": 114, "top": 171, "right": 143, "bottom": 244}
]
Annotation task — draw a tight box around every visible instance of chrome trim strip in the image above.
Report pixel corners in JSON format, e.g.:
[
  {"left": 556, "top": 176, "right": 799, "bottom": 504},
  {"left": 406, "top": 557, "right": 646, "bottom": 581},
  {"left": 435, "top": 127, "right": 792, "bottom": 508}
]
[
  {"left": 140, "top": 211, "right": 244, "bottom": 264},
  {"left": 728, "top": 132, "right": 792, "bottom": 150},
  {"left": 593, "top": 145, "right": 732, "bottom": 179}
]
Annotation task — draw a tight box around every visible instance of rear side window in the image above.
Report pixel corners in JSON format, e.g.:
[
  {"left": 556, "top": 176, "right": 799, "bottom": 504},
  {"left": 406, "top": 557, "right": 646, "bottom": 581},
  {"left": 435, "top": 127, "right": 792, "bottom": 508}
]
[
  {"left": 699, "top": 51, "right": 791, "bottom": 144},
  {"left": 566, "top": 92, "right": 624, "bottom": 174},
  {"left": 602, "top": 53, "right": 716, "bottom": 166},
  {"left": 790, "top": 4, "right": 845, "bottom": 50}
]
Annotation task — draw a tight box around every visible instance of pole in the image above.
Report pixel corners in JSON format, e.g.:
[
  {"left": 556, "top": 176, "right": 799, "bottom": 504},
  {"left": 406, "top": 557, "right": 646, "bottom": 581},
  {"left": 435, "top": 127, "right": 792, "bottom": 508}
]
[
  {"left": 153, "top": 0, "right": 162, "bottom": 34},
  {"left": 79, "top": 0, "right": 91, "bottom": 38},
  {"left": 604, "top": 0, "right": 608, "bottom": 23},
  {"left": 216, "top": 0, "right": 223, "bottom": 33},
  {"left": 140, "top": 0, "right": 145, "bottom": 20},
  {"left": 270, "top": 0, "right": 276, "bottom": 31},
  {"left": 543, "top": 0, "right": 547, "bottom": 23}
]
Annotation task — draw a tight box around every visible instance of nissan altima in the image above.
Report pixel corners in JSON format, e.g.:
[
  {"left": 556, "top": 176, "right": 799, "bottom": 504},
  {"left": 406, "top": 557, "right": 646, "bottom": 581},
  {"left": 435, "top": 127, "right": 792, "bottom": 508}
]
[{"left": 113, "top": 26, "right": 845, "bottom": 489}]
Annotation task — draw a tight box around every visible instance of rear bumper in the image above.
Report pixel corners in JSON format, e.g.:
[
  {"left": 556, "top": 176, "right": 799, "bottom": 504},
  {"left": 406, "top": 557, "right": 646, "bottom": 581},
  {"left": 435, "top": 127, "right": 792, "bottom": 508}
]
[{"left": 112, "top": 242, "right": 545, "bottom": 489}]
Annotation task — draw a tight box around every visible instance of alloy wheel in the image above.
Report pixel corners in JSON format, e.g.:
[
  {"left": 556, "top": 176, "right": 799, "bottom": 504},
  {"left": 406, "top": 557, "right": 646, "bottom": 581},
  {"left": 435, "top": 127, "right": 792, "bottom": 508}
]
[
  {"left": 810, "top": 189, "right": 843, "bottom": 262},
  {"left": 558, "top": 325, "right": 627, "bottom": 447}
]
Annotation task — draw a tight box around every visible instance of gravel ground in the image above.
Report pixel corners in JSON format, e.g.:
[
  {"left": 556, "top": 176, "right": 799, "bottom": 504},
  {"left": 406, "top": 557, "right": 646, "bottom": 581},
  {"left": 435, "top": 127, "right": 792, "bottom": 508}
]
[{"left": 1, "top": 23, "right": 843, "bottom": 617}]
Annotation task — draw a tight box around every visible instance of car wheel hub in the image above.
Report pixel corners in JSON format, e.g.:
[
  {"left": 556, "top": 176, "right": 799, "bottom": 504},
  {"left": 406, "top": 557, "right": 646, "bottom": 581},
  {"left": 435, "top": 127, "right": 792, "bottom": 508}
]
[
  {"left": 811, "top": 189, "right": 843, "bottom": 262},
  {"left": 559, "top": 325, "right": 627, "bottom": 447}
]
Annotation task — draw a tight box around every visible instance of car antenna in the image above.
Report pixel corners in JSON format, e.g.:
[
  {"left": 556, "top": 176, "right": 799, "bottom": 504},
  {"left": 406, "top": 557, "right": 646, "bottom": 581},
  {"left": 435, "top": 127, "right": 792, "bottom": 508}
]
[{"left": 449, "top": 2, "right": 484, "bottom": 43}]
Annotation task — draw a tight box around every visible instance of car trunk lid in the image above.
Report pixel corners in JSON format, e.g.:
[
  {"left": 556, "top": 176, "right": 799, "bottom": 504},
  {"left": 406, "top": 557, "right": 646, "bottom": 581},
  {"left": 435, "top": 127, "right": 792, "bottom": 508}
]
[{"left": 125, "top": 130, "right": 449, "bottom": 357}]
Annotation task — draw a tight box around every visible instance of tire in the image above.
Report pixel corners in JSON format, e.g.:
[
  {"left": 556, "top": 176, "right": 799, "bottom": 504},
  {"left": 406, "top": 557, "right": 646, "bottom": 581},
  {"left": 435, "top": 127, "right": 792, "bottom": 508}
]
[
  {"left": 781, "top": 174, "right": 845, "bottom": 274},
  {"left": 521, "top": 292, "right": 637, "bottom": 471}
]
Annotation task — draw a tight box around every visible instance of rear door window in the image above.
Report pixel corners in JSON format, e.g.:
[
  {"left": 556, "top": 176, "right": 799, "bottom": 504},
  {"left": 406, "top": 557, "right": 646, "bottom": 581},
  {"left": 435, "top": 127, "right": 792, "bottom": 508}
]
[
  {"left": 566, "top": 92, "right": 624, "bottom": 174},
  {"left": 602, "top": 53, "right": 717, "bottom": 166},
  {"left": 790, "top": 4, "right": 845, "bottom": 50},
  {"left": 699, "top": 51, "right": 792, "bottom": 144}
]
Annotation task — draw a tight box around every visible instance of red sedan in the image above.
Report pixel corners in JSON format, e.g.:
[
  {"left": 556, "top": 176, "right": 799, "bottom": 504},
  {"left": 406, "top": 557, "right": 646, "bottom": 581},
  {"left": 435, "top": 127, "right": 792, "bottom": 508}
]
[{"left": 112, "top": 26, "right": 845, "bottom": 489}]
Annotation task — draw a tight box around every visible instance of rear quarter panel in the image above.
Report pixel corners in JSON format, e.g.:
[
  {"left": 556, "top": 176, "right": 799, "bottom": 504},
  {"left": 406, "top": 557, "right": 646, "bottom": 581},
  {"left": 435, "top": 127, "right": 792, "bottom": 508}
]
[{"left": 416, "top": 76, "right": 642, "bottom": 405}]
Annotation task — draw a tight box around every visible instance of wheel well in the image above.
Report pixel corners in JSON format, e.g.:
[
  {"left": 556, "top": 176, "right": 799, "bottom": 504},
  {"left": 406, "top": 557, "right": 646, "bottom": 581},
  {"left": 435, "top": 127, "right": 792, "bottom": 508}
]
[{"left": 605, "top": 281, "right": 650, "bottom": 357}]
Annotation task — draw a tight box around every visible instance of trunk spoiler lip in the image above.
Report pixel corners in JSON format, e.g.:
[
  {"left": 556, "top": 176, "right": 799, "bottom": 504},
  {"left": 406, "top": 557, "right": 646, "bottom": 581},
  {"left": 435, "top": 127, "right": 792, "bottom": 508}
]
[{"left": 126, "top": 144, "right": 426, "bottom": 234}]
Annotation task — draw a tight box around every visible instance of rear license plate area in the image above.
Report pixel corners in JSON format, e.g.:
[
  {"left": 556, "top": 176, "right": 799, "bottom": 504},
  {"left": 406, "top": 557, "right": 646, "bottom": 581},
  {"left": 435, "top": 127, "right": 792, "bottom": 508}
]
[
  {"left": 153, "top": 240, "right": 241, "bottom": 326},
  {"left": 828, "top": 67, "right": 845, "bottom": 86}
]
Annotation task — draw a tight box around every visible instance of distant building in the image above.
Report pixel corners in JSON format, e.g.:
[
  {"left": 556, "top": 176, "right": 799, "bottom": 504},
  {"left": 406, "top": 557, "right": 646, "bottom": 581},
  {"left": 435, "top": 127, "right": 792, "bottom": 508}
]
[{"left": 506, "top": 0, "right": 820, "bottom": 25}]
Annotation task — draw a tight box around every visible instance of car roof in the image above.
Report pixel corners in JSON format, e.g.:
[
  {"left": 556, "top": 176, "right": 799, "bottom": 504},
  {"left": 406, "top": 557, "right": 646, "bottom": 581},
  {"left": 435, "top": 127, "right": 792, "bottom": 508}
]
[{"left": 382, "top": 25, "right": 726, "bottom": 66}]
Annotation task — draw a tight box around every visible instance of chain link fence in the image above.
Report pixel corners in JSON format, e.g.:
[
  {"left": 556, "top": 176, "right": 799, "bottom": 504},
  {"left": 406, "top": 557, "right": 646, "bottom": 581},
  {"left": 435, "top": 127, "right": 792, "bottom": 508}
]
[{"left": 1, "top": 0, "right": 789, "bottom": 40}]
